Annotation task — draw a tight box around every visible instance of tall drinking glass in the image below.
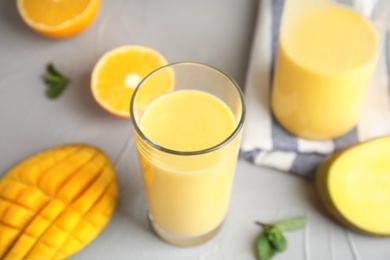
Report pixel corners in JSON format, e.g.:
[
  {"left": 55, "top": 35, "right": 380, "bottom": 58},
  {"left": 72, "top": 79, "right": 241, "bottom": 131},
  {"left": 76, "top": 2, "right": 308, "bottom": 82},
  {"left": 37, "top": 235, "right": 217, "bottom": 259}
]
[
  {"left": 272, "top": 0, "right": 390, "bottom": 140},
  {"left": 130, "top": 62, "right": 245, "bottom": 246}
]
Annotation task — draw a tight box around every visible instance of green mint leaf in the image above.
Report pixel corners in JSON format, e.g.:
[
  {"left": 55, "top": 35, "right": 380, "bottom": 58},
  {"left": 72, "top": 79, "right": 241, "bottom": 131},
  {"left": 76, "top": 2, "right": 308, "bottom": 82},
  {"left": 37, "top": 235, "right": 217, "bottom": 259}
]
[
  {"left": 47, "top": 63, "right": 65, "bottom": 78},
  {"left": 257, "top": 233, "right": 276, "bottom": 260},
  {"left": 46, "top": 85, "right": 65, "bottom": 99},
  {"left": 268, "top": 231, "right": 287, "bottom": 252},
  {"left": 265, "top": 226, "right": 281, "bottom": 241},
  {"left": 254, "top": 216, "right": 307, "bottom": 259},
  {"left": 272, "top": 216, "right": 307, "bottom": 231},
  {"left": 44, "top": 63, "right": 69, "bottom": 99},
  {"left": 264, "top": 225, "right": 287, "bottom": 253},
  {"left": 44, "top": 73, "right": 67, "bottom": 86}
]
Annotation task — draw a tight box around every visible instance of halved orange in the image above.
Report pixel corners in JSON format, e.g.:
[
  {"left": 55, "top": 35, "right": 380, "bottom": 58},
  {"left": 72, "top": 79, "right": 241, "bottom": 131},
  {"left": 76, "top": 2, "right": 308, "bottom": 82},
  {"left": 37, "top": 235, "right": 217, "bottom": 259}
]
[
  {"left": 91, "top": 45, "right": 172, "bottom": 118},
  {"left": 16, "top": 0, "right": 100, "bottom": 39}
]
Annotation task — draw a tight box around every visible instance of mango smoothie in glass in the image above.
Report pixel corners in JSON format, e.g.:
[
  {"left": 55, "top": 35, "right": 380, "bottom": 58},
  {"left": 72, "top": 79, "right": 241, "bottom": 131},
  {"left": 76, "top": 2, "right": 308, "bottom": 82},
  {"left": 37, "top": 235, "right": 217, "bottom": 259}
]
[
  {"left": 130, "top": 62, "right": 245, "bottom": 246},
  {"left": 272, "top": 0, "right": 389, "bottom": 140}
]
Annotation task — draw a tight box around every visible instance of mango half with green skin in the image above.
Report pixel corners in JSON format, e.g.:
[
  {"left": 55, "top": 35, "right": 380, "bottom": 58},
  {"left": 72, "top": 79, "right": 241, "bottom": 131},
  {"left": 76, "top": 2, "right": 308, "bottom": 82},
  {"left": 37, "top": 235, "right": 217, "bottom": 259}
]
[
  {"left": 316, "top": 136, "right": 390, "bottom": 236},
  {"left": 0, "top": 144, "right": 118, "bottom": 259}
]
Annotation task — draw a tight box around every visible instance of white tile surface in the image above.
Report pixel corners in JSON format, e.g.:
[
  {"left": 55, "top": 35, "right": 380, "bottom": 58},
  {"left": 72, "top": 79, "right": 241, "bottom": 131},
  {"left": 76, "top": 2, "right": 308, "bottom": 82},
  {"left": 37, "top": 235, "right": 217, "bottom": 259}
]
[{"left": 0, "top": 0, "right": 389, "bottom": 259}]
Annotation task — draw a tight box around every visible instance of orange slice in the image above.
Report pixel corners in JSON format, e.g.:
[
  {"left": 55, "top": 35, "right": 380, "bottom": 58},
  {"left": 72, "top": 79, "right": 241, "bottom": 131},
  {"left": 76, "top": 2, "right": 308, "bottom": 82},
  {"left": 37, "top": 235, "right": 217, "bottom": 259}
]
[
  {"left": 91, "top": 45, "right": 172, "bottom": 118},
  {"left": 16, "top": 0, "right": 100, "bottom": 39}
]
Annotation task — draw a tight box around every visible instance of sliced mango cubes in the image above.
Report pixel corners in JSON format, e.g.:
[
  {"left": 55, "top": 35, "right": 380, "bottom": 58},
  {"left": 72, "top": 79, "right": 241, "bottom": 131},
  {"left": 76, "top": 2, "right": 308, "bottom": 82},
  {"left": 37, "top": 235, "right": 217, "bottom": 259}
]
[{"left": 0, "top": 144, "right": 118, "bottom": 260}]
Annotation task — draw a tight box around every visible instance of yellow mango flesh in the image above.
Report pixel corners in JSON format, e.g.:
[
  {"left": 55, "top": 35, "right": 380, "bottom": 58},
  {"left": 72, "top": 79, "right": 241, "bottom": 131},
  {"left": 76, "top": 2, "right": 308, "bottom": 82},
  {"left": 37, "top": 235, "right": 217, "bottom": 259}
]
[
  {"left": 0, "top": 144, "right": 118, "bottom": 259},
  {"left": 316, "top": 136, "right": 390, "bottom": 236}
]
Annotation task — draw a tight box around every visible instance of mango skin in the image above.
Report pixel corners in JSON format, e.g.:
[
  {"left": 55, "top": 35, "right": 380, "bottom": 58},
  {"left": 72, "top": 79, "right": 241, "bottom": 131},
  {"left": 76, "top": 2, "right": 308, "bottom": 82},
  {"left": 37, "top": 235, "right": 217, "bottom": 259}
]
[
  {"left": 0, "top": 144, "right": 118, "bottom": 260},
  {"left": 315, "top": 136, "right": 390, "bottom": 236}
]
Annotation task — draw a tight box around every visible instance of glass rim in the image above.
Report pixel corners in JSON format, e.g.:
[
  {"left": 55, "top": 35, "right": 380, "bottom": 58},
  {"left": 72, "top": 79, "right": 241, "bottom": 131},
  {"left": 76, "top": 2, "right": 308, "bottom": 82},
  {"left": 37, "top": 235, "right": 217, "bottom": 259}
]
[{"left": 130, "top": 61, "right": 246, "bottom": 156}]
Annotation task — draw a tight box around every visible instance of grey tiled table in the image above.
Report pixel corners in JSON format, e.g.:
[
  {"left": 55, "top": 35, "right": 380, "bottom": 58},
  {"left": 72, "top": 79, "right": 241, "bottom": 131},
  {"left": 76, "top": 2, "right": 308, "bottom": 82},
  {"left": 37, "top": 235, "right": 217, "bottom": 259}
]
[{"left": 0, "top": 0, "right": 389, "bottom": 259}]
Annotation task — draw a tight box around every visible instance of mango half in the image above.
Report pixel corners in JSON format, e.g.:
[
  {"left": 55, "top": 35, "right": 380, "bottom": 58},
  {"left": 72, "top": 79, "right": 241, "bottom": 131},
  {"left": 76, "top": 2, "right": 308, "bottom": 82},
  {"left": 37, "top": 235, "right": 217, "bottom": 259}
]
[
  {"left": 316, "top": 136, "right": 390, "bottom": 236},
  {"left": 0, "top": 144, "right": 118, "bottom": 259}
]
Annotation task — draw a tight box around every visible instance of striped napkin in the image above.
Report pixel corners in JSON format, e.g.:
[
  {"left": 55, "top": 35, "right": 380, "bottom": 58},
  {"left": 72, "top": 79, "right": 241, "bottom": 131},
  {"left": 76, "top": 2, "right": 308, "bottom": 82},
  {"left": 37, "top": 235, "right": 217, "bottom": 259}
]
[{"left": 239, "top": 0, "right": 390, "bottom": 178}]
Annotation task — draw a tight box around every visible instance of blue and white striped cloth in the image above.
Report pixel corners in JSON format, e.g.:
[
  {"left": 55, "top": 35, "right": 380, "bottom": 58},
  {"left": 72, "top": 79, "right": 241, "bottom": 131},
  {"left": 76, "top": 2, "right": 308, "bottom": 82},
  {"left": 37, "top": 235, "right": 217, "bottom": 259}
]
[{"left": 240, "top": 0, "right": 390, "bottom": 178}]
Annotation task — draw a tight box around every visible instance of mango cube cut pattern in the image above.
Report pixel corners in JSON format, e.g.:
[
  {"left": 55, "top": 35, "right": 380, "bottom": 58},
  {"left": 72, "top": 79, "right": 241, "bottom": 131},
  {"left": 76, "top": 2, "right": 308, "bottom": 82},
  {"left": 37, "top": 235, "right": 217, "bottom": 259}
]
[{"left": 0, "top": 144, "right": 118, "bottom": 260}]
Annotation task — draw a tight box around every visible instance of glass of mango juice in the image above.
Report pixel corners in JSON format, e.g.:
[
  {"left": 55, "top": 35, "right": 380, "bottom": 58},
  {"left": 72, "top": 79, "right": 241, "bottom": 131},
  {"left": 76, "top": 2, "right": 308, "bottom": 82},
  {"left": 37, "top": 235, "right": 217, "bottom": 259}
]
[
  {"left": 272, "top": 0, "right": 390, "bottom": 140},
  {"left": 130, "top": 62, "right": 246, "bottom": 246}
]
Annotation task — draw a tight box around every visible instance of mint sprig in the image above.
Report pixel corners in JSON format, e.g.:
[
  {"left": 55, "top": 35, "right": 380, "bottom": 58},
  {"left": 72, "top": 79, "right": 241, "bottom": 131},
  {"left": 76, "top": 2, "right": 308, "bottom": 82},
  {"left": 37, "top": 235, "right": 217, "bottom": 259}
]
[
  {"left": 255, "top": 216, "right": 307, "bottom": 260},
  {"left": 44, "top": 63, "right": 69, "bottom": 99},
  {"left": 273, "top": 216, "right": 307, "bottom": 231}
]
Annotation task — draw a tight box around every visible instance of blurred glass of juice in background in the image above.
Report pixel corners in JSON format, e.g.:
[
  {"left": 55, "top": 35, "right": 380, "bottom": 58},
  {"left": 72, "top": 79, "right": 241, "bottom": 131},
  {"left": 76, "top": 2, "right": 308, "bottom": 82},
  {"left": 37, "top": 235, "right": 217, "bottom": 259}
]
[
  {"left": 272, "top": 0, "right": 390, "bottom": 140},
  {"left": 131, "top": 62, "right": 245, "bottom": 246}
]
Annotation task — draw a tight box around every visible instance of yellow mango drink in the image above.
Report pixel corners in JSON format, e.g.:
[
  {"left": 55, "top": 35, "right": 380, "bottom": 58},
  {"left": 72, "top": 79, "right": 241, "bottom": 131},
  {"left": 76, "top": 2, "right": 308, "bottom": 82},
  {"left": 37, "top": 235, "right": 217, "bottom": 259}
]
[
  {"left": 130, "top": 62, "right": 245, "bottom": 246},
  {"left": 272, "top": 2, "right": 379, "bottom": 140},
  {"left": 140, "top": 90, "right": 236, "bottom": 236}
]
